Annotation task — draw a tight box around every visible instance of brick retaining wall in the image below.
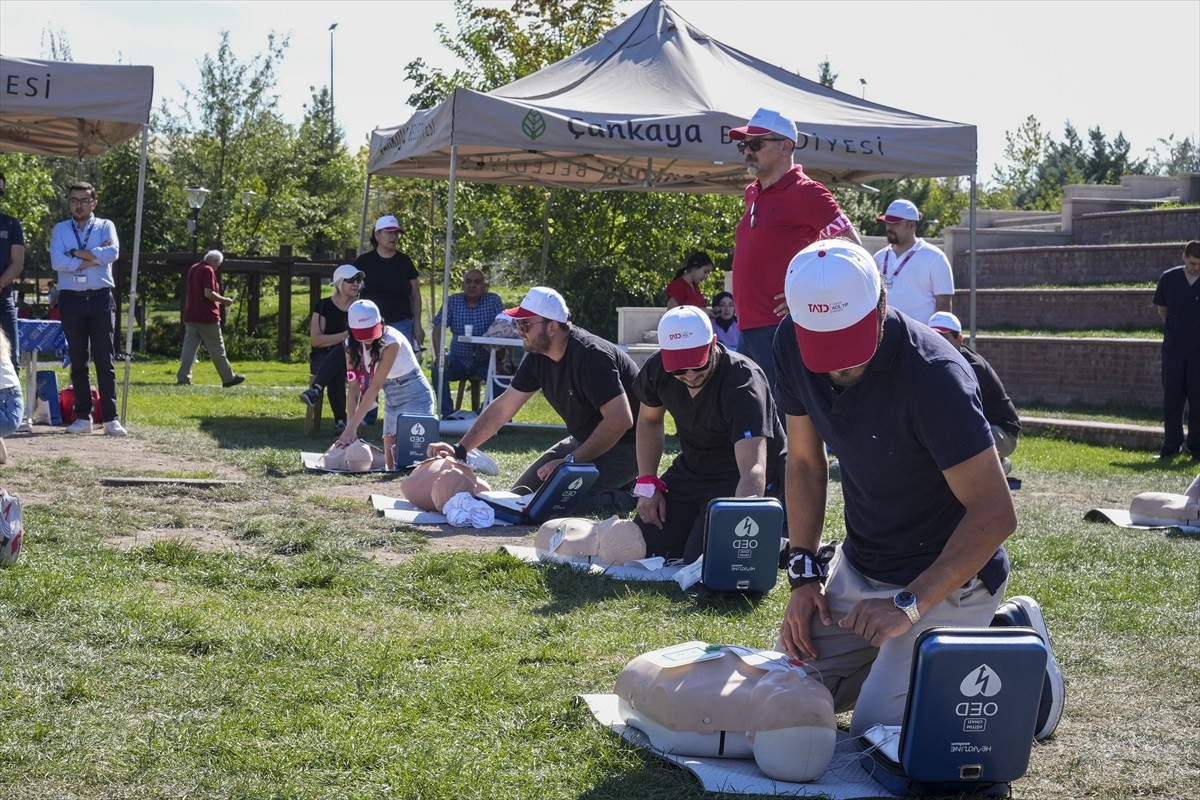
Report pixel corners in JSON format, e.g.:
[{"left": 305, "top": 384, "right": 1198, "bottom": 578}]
[
  {"left": 954, "top": 288, "right": 1159, "bottom": 330},
  {"left": 1073, "top": 207, "right": 1200, "bottom": 245},
  {"left": 953, "top": 243, "right": 1183, "bottom": 288},
  {"left": 974, "top": 335, "right": 1161, "bottom": 408}
]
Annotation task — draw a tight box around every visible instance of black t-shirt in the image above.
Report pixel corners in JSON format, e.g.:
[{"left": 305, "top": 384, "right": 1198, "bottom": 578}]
[
  {"left": 959, "top": 345, "right": 1021, "bottom": 438},
  {"left": 636, "top": 344, "right": 785, "bottom": 483},
  {"left": 1153, "top": 265, "right": 1200, "bottom": 355},
  {"left": 354, "top": 249, "right": 419, "bottom": 324},
  {"left": 510, "top": 325, "right": 640, "bottom": 446},
  {"left": 310, "top": 296, "right": 349, "bottom": 358}
]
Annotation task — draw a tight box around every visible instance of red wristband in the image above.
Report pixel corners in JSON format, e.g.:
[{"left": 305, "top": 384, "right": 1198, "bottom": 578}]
[{"left": 635, "top": 475, "right": 668, "bottom": 493}]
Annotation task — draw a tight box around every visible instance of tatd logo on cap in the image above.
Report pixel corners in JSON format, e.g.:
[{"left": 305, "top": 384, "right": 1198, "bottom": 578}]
[
  {"left": 657, "top": 305, "right": 714, "bottom": 372},
  {"left": 784, "top": 240, "right": 882, "bottom": 373},
  {"left": 348, "top": 299, "right": 384, "bottom": 341}
]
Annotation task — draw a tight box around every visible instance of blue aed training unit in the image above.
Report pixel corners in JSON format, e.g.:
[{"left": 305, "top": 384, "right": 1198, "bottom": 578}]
[
  {"left": 699, "top": 497, "right": 783, "bottom": 593},
  {"left": 393, "top": 414, "right": 439, "bottom": 470},
  {"left": 479, "top": 462, "right": 599, "bottom": 525},
  {"left": 860, "top": 626, "right": 1048, "bottom": 797}
]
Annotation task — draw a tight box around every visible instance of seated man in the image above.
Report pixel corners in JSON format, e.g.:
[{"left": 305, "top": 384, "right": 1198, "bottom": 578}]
[
  {"left": 928, "top": 312, "right": 1021, "bottom": 474},
  {"left": 774, "top": 240, "right": 1019, "bottom": 737},
  {"left": 633, "top": 306, "right": 785, "bottom": 563},
  {"left": 427, "top": 287, "right": 639, "bottom": 517},
  {"left": 430, "top": 268, "right": 505, "bottom": 416}
]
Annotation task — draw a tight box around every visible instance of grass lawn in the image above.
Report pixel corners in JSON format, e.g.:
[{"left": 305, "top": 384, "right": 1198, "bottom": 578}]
[{"left": 1, "top": 357, "right": 1197, "bottom": 799}]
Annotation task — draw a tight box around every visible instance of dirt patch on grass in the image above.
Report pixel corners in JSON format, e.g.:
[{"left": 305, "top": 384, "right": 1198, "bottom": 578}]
[{"left": 4, "top": 425, "right": 534, "bottom": 562}]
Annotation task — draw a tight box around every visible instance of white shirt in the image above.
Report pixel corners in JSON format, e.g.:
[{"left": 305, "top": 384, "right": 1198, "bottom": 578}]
[
  {"left": 361, "top": 325, "right": 422, "bottom": 380},
  {"left": 873, "top": 239, "right": 954, "bottom": 324},
  {"left": 49, "top": 215, "right": 120, "bottom": 292}
]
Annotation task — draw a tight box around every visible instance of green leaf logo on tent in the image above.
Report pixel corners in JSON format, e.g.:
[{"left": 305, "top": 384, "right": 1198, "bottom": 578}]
[{"left": 522, "top": 110, "right": 546, "bottom": 141}]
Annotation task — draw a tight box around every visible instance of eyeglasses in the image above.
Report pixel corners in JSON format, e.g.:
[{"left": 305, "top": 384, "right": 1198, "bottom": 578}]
[
  {"left": 668, "top": 346, "right": 713, "bottom": 377},
  {"left": 735, "top": 137, "right": 787, "bottom": 154},
  {"left": 514, "top": 318, "right": 550, "bottom": 333},
  {"left": 68, "top": 197, "right": 94, "bottom": 206},
  {"left": 344, "top": 276, "right": 364, "bottom": 284}
]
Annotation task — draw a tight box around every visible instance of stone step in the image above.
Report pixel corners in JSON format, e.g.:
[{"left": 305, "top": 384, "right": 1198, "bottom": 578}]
[
  {"left": 1073, "top": 206, "right": 1200, "bottom": 245},
  {"left": 1019, "top": 416, "right": 1163, "bottom": 451},
  {"left": 953, "top": 242, "right": 1183, "bottom": 288},
  {"left": 953, "top": 288, "right": 1159, "bottom": 330}
]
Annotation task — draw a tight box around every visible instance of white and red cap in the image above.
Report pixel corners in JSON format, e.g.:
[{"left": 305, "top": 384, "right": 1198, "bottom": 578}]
[
  {"left": 374, "top": 214, "right": 402, "bottom": 232},
  {"left": 332, "top": 264, "right": 365, "bottom": 285},
  {"left": 504, "top": 286, "right": 570, "bottom": 323},
  {"left": 729, "top": 107, "right": 798, "bottom": 141},
  {"left": 657, "top": 305, "right": 714, "bottom": 372},
  {"left": 876, "top": 199, "right": 921, "bottom": 223},
  {"left": 784, "top": 240, "right": 882, "bottom": 373},
  {"left": 348, "top": 299, "right": 384, "bottom": 341},
  {"left": 928, "top": 311, "right": 962, "bottom": 334}
]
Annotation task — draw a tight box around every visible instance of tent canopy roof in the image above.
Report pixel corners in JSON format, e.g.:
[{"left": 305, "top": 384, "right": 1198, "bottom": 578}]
[
  {"left": 368, "top": 0, "right": 975, "bottom": 192},
  {"left": 0, "top": 55, "right": 154, "bottom": 158}
]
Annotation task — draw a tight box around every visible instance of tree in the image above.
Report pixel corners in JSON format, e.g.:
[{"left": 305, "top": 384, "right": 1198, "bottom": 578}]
[
  {"left": 1145, "top": 134, "right": 1200, "bottom": 176},
  {"left": 816, "top": 57, "right": 838, "bottom": 89},
  {"left": 159, "top": 31, "right": 301, "bottom": 256},
  {"left": 294, "top": 87, "right": 361, "bottom": 260}
]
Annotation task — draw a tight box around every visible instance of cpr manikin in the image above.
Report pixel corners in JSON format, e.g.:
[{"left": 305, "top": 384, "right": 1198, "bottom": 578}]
[
  {"left": 320, "top": 440, "right": 382, "bottom": 472},
  {"left": 614, "top": 642, "right": 837, "bottom": 782},
  {"left": 534, "top": 516, "right": 647, "bottom": 564},
  {"left": 400, "top": 457, "right": 492, "bottom": 512},
  {"left": 1128, "top": 473, "right": 1200, "bottom": 526}
]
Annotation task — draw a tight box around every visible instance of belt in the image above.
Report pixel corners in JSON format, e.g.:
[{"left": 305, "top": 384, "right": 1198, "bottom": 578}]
[{"left": 61, "top": 288, "right": 112, "bottom": 297}]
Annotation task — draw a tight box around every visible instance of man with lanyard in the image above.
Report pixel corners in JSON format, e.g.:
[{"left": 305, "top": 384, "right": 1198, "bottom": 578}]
[
  {"left": 430, "top": 268, "right": 505, "bottom": 416},
  {"left": 356, "top": 215, "right": 423, "bottom": 349},
  {"left": 773, "top": 239, "right": 1019, "bottom": 737},
  {"left": 50, "top": 182, "right": 127, "bottom": 436},
  {"left": 872, "top": 198, "right": 954, "bottom": 323},
  {"left": 632, "top": 305, "right": 785, "bottom": 563},
  {"left": 0, "top": 171, "right": 25, "bottom": 373},
  {"left": 427, "top": 287, "right": 639, "bottom": 517},
  {"left": 729, "top": 107, "right": 861, "bottom": 388}
]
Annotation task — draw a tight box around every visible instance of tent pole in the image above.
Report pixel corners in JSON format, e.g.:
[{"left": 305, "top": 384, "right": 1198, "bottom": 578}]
[
  {"left": 968, "top": 173, "right": 978, "bottom": 350},
  {"left": 435, "top": 148, "right": 458, "bottom": 418},
  {"left": 358, "top": 173, "right": 372, "bottom": 255},
  {"left": 119, "top": 126, "right": 149, "bottom": 422}
]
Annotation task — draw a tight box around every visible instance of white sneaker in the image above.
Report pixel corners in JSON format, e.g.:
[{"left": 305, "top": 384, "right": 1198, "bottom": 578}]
[
  {"left": 103, "top": 420, "right": 129, "bottom": 437},
  {"left": 65, "top": 418, "right": 93, "bottom": 434}
]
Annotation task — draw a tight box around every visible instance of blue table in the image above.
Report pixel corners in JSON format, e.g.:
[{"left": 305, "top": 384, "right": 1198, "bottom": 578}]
[{"left": 16, "top": 319, "right": 69, "bottom": 428}]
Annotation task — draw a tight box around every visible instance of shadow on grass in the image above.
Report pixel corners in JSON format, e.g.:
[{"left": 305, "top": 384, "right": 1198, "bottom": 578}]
[{"left": 536, "top": 561, "right": 769, "bottom": 617}]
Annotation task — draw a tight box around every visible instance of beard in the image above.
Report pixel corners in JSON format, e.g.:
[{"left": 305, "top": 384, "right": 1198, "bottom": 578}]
[
  {"left": 885, "top": 230, "right": 898, "bottom": 244},
  {"left": 524, "top": 327, "right": 552, "bottom": 354}
]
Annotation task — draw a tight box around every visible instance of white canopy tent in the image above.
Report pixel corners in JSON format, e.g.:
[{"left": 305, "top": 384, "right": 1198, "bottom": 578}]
[
  {"left": 366, "top": 0, "right": 979, "bottom": 410},
  {"left": 0, "top": 54, "right": 155, "bottom": 421}
]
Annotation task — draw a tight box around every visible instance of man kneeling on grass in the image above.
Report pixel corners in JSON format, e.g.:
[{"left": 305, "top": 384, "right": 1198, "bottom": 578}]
[{"left": 426, "top": 287, "right": 639, "bottom": 517}]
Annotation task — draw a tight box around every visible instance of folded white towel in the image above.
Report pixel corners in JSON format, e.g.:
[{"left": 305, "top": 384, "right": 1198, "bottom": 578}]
[{"left": 442, "top": 492, "right": 496, "bottom": 528}]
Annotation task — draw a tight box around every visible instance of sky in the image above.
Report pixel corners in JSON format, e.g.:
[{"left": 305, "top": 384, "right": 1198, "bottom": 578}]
[{"left": 2, "top": 0, "right": 1197, "bottom": 182}]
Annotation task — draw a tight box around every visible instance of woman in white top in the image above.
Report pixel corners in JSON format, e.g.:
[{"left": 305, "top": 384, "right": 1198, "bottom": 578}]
[
  {"left": 0, "top": 329, "right": 23, "bottom": 463},
  {"left": 335, "top": 300, "right": 435, "bottom": 469}
]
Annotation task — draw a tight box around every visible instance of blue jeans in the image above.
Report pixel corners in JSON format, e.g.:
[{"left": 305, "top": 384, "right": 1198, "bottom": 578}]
[
  {"left": 381, "top": 369, "right": 435, "bottom": 437},
  {"left": 58, "top": 289, "right": 118, "bottom": 423},
  {"left": 0, "top": 385, "right": 22, "bottom": 438},
  {"left": 431, "top": 357, "right": 488, "bottom": 415},
  {"left": 738, "top": 324, "right": 782, "bottom": 390}
]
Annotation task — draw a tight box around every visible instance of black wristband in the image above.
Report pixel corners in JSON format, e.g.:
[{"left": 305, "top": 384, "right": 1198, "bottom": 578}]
[
  {"left": 453, "top": 442, "right": 468, "bottom": 462},
  {"left": 786, "top": 544, "right": 836, "bottom": 591}
]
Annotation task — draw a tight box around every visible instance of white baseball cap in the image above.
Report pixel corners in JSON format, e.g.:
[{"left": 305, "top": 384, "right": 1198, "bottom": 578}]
[
  {"left": 348, "top": 299, "right": 384, "bottom": 341},
  {"left": 729, "top": 108, "right": 798, "bottom": 142},
  {"left": 503, "top": 286, "right": 570, "bottom": 323},
  {"left": 332, "top": 264, "right": 365, "bottom": 286},
  {"left": 657, "top": 305, "right": 714, "bottom": 373},
  {"left": 374, "top": 214, "right": 402, "bottom": 232},
  {"left": 876, "top": 199, "right": 921, "bottom": 223},
  {"left": 784, "top": 240, "right": 882, "bottom": 373},
  {"left": 928, "top": 311, "right": 962, "bottom": 334}
]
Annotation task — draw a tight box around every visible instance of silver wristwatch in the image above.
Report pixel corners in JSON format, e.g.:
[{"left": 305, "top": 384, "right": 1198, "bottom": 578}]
[{"left": 894, "top": 590, "right": 921, "bottom": 625}]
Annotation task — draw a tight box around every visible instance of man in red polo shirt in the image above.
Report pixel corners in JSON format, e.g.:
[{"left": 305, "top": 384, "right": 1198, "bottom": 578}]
[
  {"left": 729, "top": 108, "right": 861, "bottom": 388},
  {"left": 176, "top": 250, "right": 245, "bottom": 388}
]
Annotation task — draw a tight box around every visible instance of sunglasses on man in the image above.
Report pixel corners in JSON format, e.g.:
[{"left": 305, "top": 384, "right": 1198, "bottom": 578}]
[{"left": 736, "top": 137, "right": 787, "bottom": 154}]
